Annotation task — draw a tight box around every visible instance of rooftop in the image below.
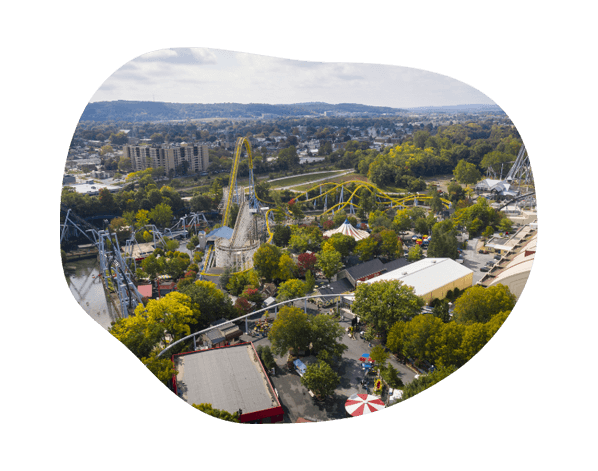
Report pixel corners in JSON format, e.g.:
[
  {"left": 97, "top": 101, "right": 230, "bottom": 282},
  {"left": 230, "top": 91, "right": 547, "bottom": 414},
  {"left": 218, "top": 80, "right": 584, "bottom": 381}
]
[
  {"left": 364, "top": 258, "right": 473, "bottom": 296},
  {"left": 174, "top": 343, "right": 279, "bottom": 416}
]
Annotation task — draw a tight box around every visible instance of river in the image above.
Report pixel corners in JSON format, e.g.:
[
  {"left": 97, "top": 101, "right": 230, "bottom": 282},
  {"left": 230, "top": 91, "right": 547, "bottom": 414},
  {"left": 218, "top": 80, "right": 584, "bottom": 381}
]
[
  {"left": 64, "top": 257, "right": 119, "bottom": 331},
  {"left": 63, "top": 243, "right": 195, "bottom": 330}
]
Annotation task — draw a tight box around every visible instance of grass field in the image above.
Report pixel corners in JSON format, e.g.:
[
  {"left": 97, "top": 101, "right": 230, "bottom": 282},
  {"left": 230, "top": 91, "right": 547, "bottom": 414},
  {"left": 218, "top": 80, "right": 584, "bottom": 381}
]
[{"left": 270, "top": 171, "right": 351, "bottom": 189}]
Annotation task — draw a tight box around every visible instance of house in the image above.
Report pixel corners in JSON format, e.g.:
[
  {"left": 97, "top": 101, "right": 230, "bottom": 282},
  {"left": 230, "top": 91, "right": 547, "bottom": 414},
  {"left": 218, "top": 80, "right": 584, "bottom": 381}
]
[
  {"left": 210, "top": 318, "right": 243, "bottom": 343},
  {"left": 157, "top": 281, "right": 176, "bottom": 297},
  {"left": 338, "top": 258, "right": 385, "bottom": 288},
  {"left": 137, "top": 284, "right": 153, "bottom": 301},
  {"left": 315, "top": 278, "right": 353, "bottom": 306}
]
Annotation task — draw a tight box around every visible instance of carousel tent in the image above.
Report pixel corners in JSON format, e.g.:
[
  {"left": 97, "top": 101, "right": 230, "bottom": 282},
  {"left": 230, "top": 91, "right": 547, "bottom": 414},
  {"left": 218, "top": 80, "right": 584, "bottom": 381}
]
[{"left": 323, "top": 219, "right": 370, "bottom": 241}]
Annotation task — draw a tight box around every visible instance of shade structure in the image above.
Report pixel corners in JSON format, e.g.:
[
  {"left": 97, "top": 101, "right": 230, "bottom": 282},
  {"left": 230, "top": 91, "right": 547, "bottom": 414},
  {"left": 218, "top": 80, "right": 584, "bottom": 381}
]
[
  {"left": 359, "top": 353, "right": 374, "bottom": 363},
  {"left": 345, "top": 393, "right": 385, "bottom": 416},
  {"left": 323, "top": 219, "right": 370, "bottom": 241}
]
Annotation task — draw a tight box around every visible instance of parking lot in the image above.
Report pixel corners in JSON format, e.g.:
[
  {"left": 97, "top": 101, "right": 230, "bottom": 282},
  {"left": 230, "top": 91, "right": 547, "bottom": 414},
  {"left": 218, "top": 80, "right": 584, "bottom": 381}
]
[{"left": 461, "top": 237, "right": 502, "bottom": 284}]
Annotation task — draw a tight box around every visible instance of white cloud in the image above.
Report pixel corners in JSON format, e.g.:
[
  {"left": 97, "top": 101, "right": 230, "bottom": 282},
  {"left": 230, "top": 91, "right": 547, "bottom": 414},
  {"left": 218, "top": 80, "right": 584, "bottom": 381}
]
[
  {"left": 189, "top": 48, "right": 218, "bottom": 63},
  {"left": 91, "top": 47, "right": 494, "bottom": 107}
]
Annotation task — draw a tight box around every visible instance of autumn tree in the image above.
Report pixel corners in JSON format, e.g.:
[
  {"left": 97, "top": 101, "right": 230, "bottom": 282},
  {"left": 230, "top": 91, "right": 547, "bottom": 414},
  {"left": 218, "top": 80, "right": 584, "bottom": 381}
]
[
  {"left": 149, "top": 203, "right": 173, "bottom": 228},
  {"left": 400, "top": 366, "right": 457, "bottom": 402},
  {"left": 355, "top": 236, "right": 378, "bottom": 261},
  {"left": 297, "top": 252, "right": 317, "bottom": 276},
  {"left": 192, "top": 403, "right": 240, "bottom": 423},
  {"left": 276, "top": 279, "right": 307, "bottom": 302},
  {"left": 277, "top": 253, "right": 298, "bottom": 281},
  {"left": 179, "top": 280, "right": 236, "bottom": 328}
]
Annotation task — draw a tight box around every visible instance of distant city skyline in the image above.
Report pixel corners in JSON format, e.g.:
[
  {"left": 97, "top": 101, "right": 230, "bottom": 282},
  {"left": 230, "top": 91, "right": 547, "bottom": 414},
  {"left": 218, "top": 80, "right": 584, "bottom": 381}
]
[{"left": 91, "top": 48, "right": 496, "bottom": 109}]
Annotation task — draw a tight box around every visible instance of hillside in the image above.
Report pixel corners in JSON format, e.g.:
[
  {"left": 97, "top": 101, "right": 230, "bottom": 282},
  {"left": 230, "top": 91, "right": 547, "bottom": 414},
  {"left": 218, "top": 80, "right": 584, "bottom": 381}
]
[{"left": 80, "top": 101, "right": 405, "bottom": 122}]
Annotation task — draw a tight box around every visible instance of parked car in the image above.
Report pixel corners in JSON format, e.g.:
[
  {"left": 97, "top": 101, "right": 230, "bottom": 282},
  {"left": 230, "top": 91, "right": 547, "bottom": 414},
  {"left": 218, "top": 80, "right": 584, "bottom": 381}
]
[
  {"left": 486, "top": 260, "right": 495, "bottom": 267},
  {"left": 494, "top": 254, "right": 501, "bottom": 260},
  {"left": 478, "top": 249, "right": 489, "bottom": 254},
  {"left": 480, "top": 266, "right": 490, "bottom": 272}
]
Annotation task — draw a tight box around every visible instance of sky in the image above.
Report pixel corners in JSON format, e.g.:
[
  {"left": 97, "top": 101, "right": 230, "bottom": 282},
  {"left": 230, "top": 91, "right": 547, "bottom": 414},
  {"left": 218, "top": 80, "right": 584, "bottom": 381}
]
[{"left": 90, "top": 47, "right": 495, "bottom": 109}]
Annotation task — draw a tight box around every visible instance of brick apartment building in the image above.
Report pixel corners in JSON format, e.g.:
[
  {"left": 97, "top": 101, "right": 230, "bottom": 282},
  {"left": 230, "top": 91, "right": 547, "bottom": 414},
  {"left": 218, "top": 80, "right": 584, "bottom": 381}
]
[{"left": 122, "top": 143, "right": 209, "bottom": 174}]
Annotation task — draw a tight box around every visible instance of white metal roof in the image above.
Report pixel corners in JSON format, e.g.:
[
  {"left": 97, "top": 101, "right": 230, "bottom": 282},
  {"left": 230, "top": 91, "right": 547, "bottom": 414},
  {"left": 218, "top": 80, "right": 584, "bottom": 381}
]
[{"left": 363, "top": 258, "right": 473, "bottom": 297}]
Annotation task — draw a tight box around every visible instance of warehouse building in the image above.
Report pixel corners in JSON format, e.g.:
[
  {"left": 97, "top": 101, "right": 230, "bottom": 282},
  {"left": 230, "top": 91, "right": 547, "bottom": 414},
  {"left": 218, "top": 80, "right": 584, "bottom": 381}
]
[
  {"left": 172, "top": 343, "right": 284, "bottom": 424},
  {"left": 363, "top": 258, "right": 473, "bottom": 304}
]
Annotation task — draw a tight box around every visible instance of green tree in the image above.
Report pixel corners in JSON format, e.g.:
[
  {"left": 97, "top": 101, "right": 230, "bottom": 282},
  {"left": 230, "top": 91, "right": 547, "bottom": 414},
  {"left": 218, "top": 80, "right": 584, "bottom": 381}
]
[
  {"left": 427, "top": 219, "right": 458, "bottom": 259},
  {"left": 135, "top": 209, "right": 150, "bottom": 228},
  {"left": 141, "top": 254, "right": 165, "bottom": 281},
  {"left": 309, "top": 314, "right": 348, "bottom": 361},
  {"left": 452, "top": 284, "right": 516, "bottom": 324},
  {"left": 142, "top": 352, "right": 177, "bottom": 385},
  {"left": 149, "top": 203, "right": 173, "bottom": 228},
  {"left": 379, "top": 229, "right": 401, "bottom": 259},
  {"left": 386, "top": 320, "right": 407, "bottom": 356},
  {"left": 192, "top": 403, "right": 240, "bottom": 423},
  {"left": 268, "top": 306, "right": 312, "bottom": 356},
  {"left": 278, "top": 146, "right": 299, "bottom": 169},
  {"left": 300, "top": 361, "right": 340, "bottom": 399},
  {"left": 277, "top": 253, "right": 298, "bottom": 281},
  {"left": 325, "top": 233, "right": 356, "bottom": 258},
  {"left": 400, "top": 366, "right": 457, "bottom": 402},
  {"left": 380, "top": 363, "right": 404, "bottom": 389},
  {"left": 369, "top": 344, "right": 390, "bottom": 369},
  {"left": 408, "top": 244, "right": 423, "bottom": 261},
  {"left": 304, "top": 270, "right": 316, "bottom": 294},
  {"left": 289, "top": 225, "right": 323, "bottom": 253},
  {"left": 272, "top": 225, "right": 292, "bottom": 247},
  {"left": 276, "top": 278, "right": 307, "bottom": 302},
  {"left": 453, "top": 159, "right": 481, "bottom": 186},
  {"left": 143, "top": 291, "right": 198, "bottom": 340},
  {"left": 179, "top": 280, "right": 235, "bottom": 327},
  {"left": 401, "top": 313, "right": 445, "bottom": 362},
  {"left": 253, "top": 243, "right": 282, "bottom": 282},
  {"left": 353, "top": 280, "right": 424, "bottom": 341},
  {"left": 355, "top": 236, "right": 379, "bottom": 261},
  {"left": 109, "top": 312, "right": 162, "bottom": 359},
  {"left": 316, "top": 249, "right": 343, "bottom": 281}
]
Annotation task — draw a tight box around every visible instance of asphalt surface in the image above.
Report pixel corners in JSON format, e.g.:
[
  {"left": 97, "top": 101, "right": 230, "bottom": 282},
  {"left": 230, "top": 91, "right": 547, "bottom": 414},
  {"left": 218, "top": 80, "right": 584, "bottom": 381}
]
[
  {"left": 239, "top": 312, "right": 415, "bottom": 423},
  {"left": 461, "top": 237, "right": 501, "bottom": 284}
]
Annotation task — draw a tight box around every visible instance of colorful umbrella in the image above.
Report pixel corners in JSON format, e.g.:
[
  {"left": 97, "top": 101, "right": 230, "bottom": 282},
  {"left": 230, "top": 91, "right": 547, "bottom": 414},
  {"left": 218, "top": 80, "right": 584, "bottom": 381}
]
[
  {"left": 359, "top": 353, "right": 374, "bottom": 363},
  {"left": 345, "top": 393, "right": 385, "bottom": 416}
]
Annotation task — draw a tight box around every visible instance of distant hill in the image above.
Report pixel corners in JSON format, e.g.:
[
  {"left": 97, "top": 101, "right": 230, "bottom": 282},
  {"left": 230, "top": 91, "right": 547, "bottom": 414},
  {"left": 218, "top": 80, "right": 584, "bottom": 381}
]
[
  {"left": 406, "top": 104, "right": 504, "bottom": 113},
  {"left": 80, "top": 101, "right": 405, "bottom": 122}
]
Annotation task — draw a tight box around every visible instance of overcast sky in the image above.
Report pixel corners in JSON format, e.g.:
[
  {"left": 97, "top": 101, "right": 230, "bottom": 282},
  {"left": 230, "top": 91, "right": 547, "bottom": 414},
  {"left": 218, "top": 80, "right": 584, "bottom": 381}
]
[{"left": 90, "top": 47, "right": 495, "bottom": 109}]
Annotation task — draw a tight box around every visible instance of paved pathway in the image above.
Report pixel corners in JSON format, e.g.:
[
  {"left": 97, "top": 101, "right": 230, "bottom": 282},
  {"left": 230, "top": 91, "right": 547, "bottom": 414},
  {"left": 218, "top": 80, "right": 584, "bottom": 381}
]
[{"left": 238, "top": 312, "right": 415, "bottom": 423}]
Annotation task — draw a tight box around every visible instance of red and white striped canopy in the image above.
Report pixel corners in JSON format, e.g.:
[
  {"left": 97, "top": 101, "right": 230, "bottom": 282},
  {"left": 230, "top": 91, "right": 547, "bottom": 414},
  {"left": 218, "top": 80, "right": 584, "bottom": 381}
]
[
  {"left": 345, "top": 393, "right": 385, "bottom": 416},
  {"left": 323, "top": 220, "right": 370, "bottom": 241}
]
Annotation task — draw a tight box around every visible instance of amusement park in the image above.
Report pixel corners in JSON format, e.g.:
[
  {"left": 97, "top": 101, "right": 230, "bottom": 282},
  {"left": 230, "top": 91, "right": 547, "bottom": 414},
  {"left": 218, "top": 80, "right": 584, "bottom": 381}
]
[{"left": 61, "top": 126, "right": 536, "bottom": 423}]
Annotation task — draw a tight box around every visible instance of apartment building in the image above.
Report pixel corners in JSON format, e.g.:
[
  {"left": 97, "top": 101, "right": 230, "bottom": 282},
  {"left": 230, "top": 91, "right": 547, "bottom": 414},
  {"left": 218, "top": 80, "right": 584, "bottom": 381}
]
[{"left": 122, "top": 143, "right": 209, "bottom": 174}]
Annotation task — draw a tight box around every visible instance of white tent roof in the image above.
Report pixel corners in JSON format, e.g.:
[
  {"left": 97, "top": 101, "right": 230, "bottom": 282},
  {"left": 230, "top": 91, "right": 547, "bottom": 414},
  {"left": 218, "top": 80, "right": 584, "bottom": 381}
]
[{"left": 323, "top": 219, "right": 370, "bottom": 241}]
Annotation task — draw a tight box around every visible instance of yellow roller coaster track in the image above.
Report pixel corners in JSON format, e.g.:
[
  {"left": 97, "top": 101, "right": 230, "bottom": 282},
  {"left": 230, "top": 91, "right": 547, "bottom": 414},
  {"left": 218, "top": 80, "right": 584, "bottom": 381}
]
[
  {"left": 206, "top": 139, "right": 450, "bottom": 278},
  {"left": 222, "top": 137, "right": 254, "bottom": 227},
  {"left": 256, "top": 179, "right": 451, "bottom": 217}
]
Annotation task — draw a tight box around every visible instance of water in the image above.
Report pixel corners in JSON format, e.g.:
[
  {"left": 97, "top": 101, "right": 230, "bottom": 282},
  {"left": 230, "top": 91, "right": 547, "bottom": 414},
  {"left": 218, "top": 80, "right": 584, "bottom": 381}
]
[
  {"left": 64, "top": 257, "right": 120, "bottom": 330},
  {"left": 63, "top": 240, "right": 194, "bottom": 331}
]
